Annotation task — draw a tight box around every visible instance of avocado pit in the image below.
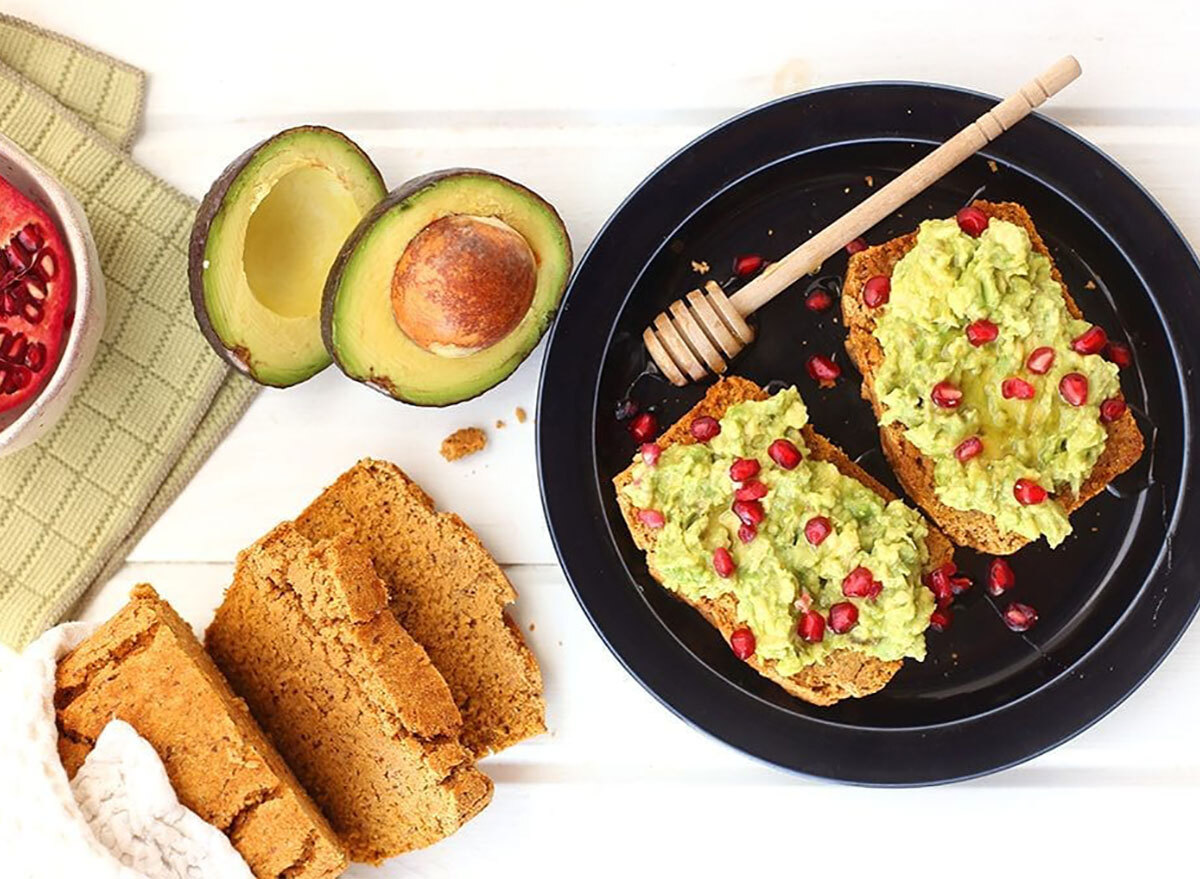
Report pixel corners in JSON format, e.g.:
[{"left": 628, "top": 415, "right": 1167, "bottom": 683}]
[{"left": 390, "top": 214, "right": 537, "bottom": 357}]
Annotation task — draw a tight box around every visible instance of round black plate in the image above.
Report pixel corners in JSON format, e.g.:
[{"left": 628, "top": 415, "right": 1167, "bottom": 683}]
[{"left": 537, "top": 83, "right": 1200, "bottom": 784}]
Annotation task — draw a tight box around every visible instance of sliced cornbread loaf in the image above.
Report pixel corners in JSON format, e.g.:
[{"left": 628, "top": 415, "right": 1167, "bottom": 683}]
[
  {"left": 205, "top": 523, "right": 492, "bottom": 863},
  {"left": 294, "top": 458, "right": 545, "bottom": 757},
  {"left": 55, "top": 585, "right": 347, "bottom": 879}
]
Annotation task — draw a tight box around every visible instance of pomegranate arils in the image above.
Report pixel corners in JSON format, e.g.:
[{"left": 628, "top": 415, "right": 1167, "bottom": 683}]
[
  {"left": 1059, "top": 372, "right": 1088, "bottom": 406},
  {"left": 863, "top": 275, "right": 890, "bottom": 308},
  {"left": 0, "top": 220, "right": 57, "bottom": 327},
  {"left": 828, "top": 602, "right": 859, "bottom": 634},
  {"left": 987, "top": 558, "right": 1016, "bottom": 597},
  {"left": 929, "top": 607, "right": 953, "bottom": 632},
  {"left": 732, "top": 499, "right": 765, "bottom": 526},
  {"left": 1105, "top": 340, "right": 1133, "bottom": 369},
  {"left": 1100, "top": 397, "right": 1127, "bottom": 424},
  {"left": 842, "top": 566, "right": 882, "bottom": 600},
  {"left": 806, "top": 354, "right": 841, "bottom": 386},
  {"left": 730, "top": 626, "right": 756, "bottom": 660},
  {"left": 1026, "top": 346, "right": 1056, "bottom": 375},
  {"left": 767, "top": 438, "right": 802, "bottom": 470},
  {"left": 738, "top": 523, "right": 757, "bottom": 544},
  {"left": 845, "top": 237, "right": 868, "bottom": 254},
  {"left": 733, "top": 254, "right": 764, "bottom": 277},
  {"left": 1003, "top": 602, "right": 1039, "bottom": 632},
  {"left": 1071, "top": 326, "right": 1108, "bottom": 356},
  {"left": 636, "top": 509, "right": 665, "bottom": 529},
  {"left": 16, "top": 223, "right": 41, "bottom": 252},
  {"left": 640, "top": 443, "right": 661, "bottom": 466},
  {"left": 628, "top": 411, "right": 658, "bottom": 443},
  {"left": 931, "top": 381, "right": 963, "bottom": 408},
  {"left": 954, "top": 436, "right": 983, "bottom": 462},
  {"left": 0, "top": 328, "right": 45, "bottom": 395},
  {"left": 955, "top": 205, "right": 990, "bottom": 237},
  {"left": 923, "top": 563, "right": 957, "bottom": 606},
  {"left": 1001, "top": 377, "right": 1035, "bottom": 400},
  {"left": 713, "top": 547, "right": 736, "bottom": 578},
  {"left": 734, "top": 479, "right": 768, "bottom": 502},
  {"left": 804, "top": 516, "right": 832, "bottom": 547},
  {"left": 966, "top": 319, "right": 999, "bottom": 346},
  {"left": 690, "top": 415, "right": 721, "bottom": 441},
  {"left": 614, "top": 398, "right": 639, "bottom": 421},
  {"left": 805, "top": 288, "right": 833, "bottom": 312},
  {"left": 729, "top": 457, "right": 760, "bottom": 482},
  {"left": 797, "top": 610, "right": 826, "bottom": 643},
  {"left": 1013, "top": 478, "right": 1048, "bottom": 505}
]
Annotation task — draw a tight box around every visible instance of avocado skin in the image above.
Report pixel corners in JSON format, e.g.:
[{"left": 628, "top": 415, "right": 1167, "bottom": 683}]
[
  {"left": 321, "top": 168, "right": 573, "bottom": 407},
  {"left": 188, "top": 125, "right": 385, "bottom": 387}
]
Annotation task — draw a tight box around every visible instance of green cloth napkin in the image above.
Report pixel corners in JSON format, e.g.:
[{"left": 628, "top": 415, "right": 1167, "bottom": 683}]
[{"left": 0, "top": 15, "right": 257, "bottom": 648}]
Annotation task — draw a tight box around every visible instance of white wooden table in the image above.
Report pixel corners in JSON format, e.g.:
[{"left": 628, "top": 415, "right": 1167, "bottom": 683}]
[{"left": 17, "top": 1, "right": 1200, "bottom": 875}]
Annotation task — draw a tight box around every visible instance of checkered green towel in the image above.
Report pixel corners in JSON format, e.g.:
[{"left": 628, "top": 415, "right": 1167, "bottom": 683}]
[{"left": 0, "top": 15, "right": 257, "bottom": 648}]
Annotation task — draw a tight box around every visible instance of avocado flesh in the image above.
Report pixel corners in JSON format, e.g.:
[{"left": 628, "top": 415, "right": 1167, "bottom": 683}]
[
  {"left": 325, "top": 172, "right": 572, "bottom": 405},
  {"left": 199, "top": 128, "right": 385, "bottom": 386}
]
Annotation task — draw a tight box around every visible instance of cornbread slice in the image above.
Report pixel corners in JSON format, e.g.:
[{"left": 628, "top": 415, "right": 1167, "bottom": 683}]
[
  {"left": 613, "top": 377, "right": 955, "bottom": 706},
  {"left": 294, "top": 458, "right": 545, "bottom": 756},
  {"left": 55, "top": 585, "right": 347, "bottom": 879},
  {"left": 205, "top": 523, "right": 492, "bottom": 863}
]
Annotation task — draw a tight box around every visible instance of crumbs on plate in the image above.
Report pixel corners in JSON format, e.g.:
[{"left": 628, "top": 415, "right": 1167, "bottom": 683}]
[
  {"left": 441, "top": 427, "right": 487, "bottom": 461},
  {"left": 515, "top": 406, "right": 528, "bottom": 423},
  {"left": 690, "top": 260, "right": 709, "bottom": 275}
]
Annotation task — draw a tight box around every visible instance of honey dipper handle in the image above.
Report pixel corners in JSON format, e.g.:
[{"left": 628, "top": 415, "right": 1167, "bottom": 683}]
[{"left": 728, "top": 55, "right": 1082, "bottom": 316}]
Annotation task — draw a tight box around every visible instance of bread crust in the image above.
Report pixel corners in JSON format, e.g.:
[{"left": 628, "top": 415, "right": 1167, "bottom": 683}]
[
  {"left": 841, "top": 201, "right": 1145, "bottom": 555},
  {"left": 612, "top": 376, "right": 953, "bottom": 706}
]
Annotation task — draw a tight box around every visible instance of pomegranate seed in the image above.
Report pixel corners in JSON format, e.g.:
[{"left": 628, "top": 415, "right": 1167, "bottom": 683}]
[
  {"left": 729, "top": 458, "right": 761, "bottom": 482},
  {"left": 629, "top": 411, "right": 658, "bottom": 443},
  {"left": 955, "top": 436, "right": 983, "bottom": 462},
  {"left": 637, "top": 509, "right": 665, "bottom": 529},
  {"left": 767, "top": 438, "right": 802, "bottom": 469},
  {"left": 863, "top": 275, "right": 890, "bottom": 308},
  {"left": 730, "top": 626, "right": 756, "bottom": 659},
  {"left": 955, "top": 206, "right": 990, "bottom": 237},
  {"left": 1013, "top": 479, "right": 1048, "bottom": 505},
  {"left": 845, "top": 237, "right": 868, "bottom": 254},
  {"left": 929, "top": 607, "right": 953, "bottom": 632},
  {"left": 1071, "top": 326, "right": 1108, "bottom": 356},
  {"left": 733, "top": 254, "right": 764, "bottom": 277},
  {"left": 797, "top": 610, "right": 826, "bottom": 643},
  {"left": 1001, "top": 377, "right": 1035, "bottom": 400},
  {"left": 950, "top": 571, "right": 972, "bottom": 595},
  {"left": 923, "top": 564, "right": 956, "bottom": 606},
  {"left": 931, "top": 381, "right": 963, "bottom": 408},
  {"left": 842, "top": 566, "right": 882, "bottom": 600},
  {"left": 738, "top": 523, "right": 757, "bottom": 543},
  {"left": 615, "top": 398, "right": 639, "bottom": 421},
  {"left": 691, "top": 415, "right": 721, "bottom": 441},
  {"left": 732, "top": 499, "right": 765, "bottom": 526},
  {"left": 640, "top": 443, "right": 661, "bottom": 466},
  {"left": 804, "top": 516, "right": 832, "bottom": 546},
  {"left": 806, "top": 354, "right": 841, "bottom": 386},
  {"left": 1059, "top": 373, "right": 1088, "bottom": 406},
  {"left": 828, "top": 602, "right": 859, "bottom": 634},
  {"left": 1105, "top": 340, "right": 1133, "bottom": 369},
  {"left": 966, "top": 319, "right": 999, "bottom": 346},
  {"left": 735, "top": 479, "right": 768, "bottom": 502},
  {"left": 805, "top": 288, "right": 834, "bottom": 312},
  {"left": 1026, "top": 346, "right": 1056, "bottom": 375},
  {"left": 987, "top": 558, "right": 1016, "bottom": 597},
  {"left": 1100, "top": 397, "right": 1127, "bottom": 423},
  {"left": 713, "top": 547, "right": 736, "bottom": 578},
  {"left": 1003, "top": 602, "right": 1039, "bottom": 632}
]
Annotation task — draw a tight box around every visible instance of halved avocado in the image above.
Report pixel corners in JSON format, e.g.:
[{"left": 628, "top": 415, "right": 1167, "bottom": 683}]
[
  {"left": 322, "top": 169, "right": 572, "bottom": 405},
  {"left": 189, "top": 126, "right": 386, "bottom": 387}
]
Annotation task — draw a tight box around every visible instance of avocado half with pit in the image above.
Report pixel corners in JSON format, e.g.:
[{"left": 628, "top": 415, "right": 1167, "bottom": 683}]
[
  {"left": 322, "top": 169, "right": 572, "bottom": 405},
  {"left": 189, "top": 126, "right": 386, "bottom": 387}
]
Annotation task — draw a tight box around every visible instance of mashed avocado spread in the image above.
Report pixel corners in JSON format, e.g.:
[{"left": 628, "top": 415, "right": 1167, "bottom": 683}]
[
  {"left": 873, "top": 218, "right": 1120, "bottom": 547},
  {"left": 621, "top": 388, "right": 934, "bottom": 675}
]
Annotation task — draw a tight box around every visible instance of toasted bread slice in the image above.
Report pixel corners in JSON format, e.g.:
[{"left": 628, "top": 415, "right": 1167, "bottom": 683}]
[
  {"left": 842, "top": 201, "right": 1145, "bottom": 555},
  {"left": 612, "top": 376, "right": 954, "bottom": 706}
]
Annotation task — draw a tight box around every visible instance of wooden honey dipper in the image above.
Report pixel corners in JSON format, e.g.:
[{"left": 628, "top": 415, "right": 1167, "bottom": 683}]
[{"left": 645, "top": 55, "right": 1082, "bottom": 386}]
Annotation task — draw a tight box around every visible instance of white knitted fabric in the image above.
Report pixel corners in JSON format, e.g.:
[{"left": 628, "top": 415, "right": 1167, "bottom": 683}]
[{"left": 0, "top": 623, "right": 253, "bottom": 879}]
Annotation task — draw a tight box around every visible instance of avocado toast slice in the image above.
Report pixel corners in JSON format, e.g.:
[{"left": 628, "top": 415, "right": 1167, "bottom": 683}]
[
  {"left": 613, "top": 377, "right": 954, "bottom": 706},
  {"left": 842, "top": 200, "right": 1144, "bottom": 555}
]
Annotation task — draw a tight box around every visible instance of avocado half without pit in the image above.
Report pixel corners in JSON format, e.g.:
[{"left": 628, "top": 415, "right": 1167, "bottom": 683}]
[
  {"left": 189, "top": 126, "right": 386, "bottom": 386},
  {"left": 322, "top": 169, "right": 573, "bottom": 405}
]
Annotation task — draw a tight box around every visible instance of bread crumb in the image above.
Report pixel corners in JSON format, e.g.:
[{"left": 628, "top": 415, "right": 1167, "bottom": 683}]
[
  {"left": 843, "top": 187, "right": 851, "bottom": 194},
  {"left": 690, "top": 260, "right": 709, "bottom": 274},
  {"left": 865, "top": 175, "right": 874, "bottom": 187},
  {"left": 495, "top": 419, "right": 506, "bottom": 429},
  {"left": 767, "top": 229, "right": 774, "bottom": 236},
  {"left": 440, "top": 427, "right": 487, "bottom": 461},
  {"left": 515, "top": 406, "right": 527, "bottom": 423},
  {"left": 528, "top": 623, "right": 536, "bottom": 632},
  {"left": 988, "top": 160, "right": 999, "bottom": 173},
  {"left": 1084, "top": 280, "right": 1097, "bottom": 290}
]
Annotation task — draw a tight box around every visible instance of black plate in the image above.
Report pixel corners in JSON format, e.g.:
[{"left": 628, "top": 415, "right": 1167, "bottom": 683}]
[{"left": 537, "top": 83, "right": 1200, "bottom": 784}]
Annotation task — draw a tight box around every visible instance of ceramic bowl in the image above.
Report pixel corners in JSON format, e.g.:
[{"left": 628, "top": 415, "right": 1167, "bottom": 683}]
[{"left": 0, "top": 131, "right": 105, "bottom": 456}]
